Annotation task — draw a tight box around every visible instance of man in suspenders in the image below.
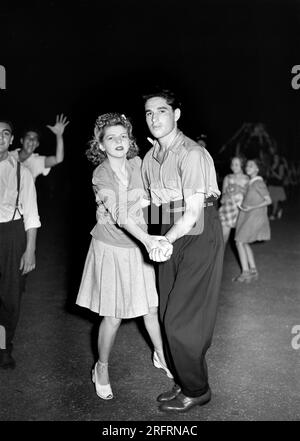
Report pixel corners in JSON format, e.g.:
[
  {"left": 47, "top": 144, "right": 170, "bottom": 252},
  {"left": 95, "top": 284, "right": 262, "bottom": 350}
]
[{"left": 0, "top": 119, "right": 41, "bottom": 369}]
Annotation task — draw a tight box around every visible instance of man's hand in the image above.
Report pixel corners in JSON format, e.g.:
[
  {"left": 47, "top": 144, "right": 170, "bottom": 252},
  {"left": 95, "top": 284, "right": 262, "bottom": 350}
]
[
  {"left": 19, "top": 249, "right": 36, "bottom": 275},
  {"left": 46, "top": 114, "right": 70, "bottom": 137},
  {"left": 149, "top": 237, "right": 173, "bottom": 262}
]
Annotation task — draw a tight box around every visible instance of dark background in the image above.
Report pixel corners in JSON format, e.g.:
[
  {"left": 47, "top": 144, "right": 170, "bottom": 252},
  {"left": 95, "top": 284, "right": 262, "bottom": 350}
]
[{"left": 1, "top": 0, "right": 300, "bottom": 206}]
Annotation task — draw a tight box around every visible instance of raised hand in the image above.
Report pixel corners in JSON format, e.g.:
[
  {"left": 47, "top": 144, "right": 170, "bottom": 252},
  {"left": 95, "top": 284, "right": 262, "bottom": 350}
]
[{"left": 46, "top": 114, "right": 70, "bottom": 136}]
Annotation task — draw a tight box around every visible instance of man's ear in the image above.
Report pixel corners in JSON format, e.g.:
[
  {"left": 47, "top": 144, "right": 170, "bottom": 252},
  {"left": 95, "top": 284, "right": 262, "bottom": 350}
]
[
  {"left": 174, "top": 108, "right": 181, "bottom": 122},
  {"left": 10, "top": 135, "right": 14, "bottom": 145}
]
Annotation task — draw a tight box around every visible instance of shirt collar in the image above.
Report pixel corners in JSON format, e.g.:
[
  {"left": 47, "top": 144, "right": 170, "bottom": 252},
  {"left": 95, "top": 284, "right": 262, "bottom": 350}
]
[
  {"left": 2, "top": 152, "right": 16, "bottom": 167},
  {"left": 152, "top": 130, "right": 185, "bottom": 160}
]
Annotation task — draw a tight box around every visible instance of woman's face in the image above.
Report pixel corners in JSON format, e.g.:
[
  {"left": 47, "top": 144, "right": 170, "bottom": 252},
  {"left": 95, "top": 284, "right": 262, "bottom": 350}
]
[
  {"left": 245, "top": 160, "right": 259, "bottom": 177},
  {"left": 231, "top": 157, "right": 242, "bottom": 174},
  {"left": 99, "top": 125, "right": 130, "bottom": 159}
]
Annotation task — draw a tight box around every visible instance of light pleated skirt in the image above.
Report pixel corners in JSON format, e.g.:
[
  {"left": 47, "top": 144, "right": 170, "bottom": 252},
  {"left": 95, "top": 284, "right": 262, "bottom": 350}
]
[{"left": 76, "top": 238, "right": 158, "bottom": 318}]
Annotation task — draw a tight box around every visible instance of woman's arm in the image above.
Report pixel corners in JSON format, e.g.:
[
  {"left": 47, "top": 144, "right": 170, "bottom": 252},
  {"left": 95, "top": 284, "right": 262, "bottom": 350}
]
[
  {"left": 270, "top": 163, "right": 284, "bottom": 180},
  {"left": 239, "top": 195, "right": 272, "bottom": 211},
  {"left": 120, "top": 215, "right": 172, "bottom": 255},
  {"left": 222, "top": 175, "right": 229, "bottom": 194},
  {"left": 96, "top": 181, "right": 172, "bottom": 257}
]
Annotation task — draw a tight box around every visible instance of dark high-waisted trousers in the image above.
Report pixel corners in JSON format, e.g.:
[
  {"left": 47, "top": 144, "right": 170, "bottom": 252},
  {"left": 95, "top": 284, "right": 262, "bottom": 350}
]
[
  {"left": 158, "top": 198, "right": 224, "bottom": 397},
  {"left": 0, "top": 219, "right": 26, "bottom": 352}
]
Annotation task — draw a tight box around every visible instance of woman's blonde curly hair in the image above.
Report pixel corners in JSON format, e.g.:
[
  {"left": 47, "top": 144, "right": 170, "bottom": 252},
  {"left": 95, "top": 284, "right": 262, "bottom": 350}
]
[{"left": 86, "top": 113, "right": 139, "bottom": 166}]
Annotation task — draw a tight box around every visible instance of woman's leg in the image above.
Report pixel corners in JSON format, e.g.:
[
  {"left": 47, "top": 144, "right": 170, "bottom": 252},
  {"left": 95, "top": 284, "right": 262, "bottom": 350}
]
[
  {"left": 222, "top": 225, "right": 231, "bottom": 245},
  {"left": 270, "top": 200, "right": 278, "bottom": 219},
  {"left": 244, "top": 243, "right": 256, "bottom": 270},
  {"left": 277, "top": 201, "right": 283, "bottom": 219},
  {"left": 96, "top": 316, "right": 122, "bottom": 384},
  {"left": 235, "top": 241, "right": 249, "bottom": 272},
  {"left": 143, "top": 307, "right": 167, "bottom": 366}
]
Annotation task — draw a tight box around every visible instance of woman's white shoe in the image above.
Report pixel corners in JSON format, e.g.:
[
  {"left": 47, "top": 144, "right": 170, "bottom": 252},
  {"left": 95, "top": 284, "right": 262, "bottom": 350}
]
[
  {"left": 153, "top": 351, "right": 173, "bottom": 379},
  {"left": 92, "top": 361, "right": 114, "bottom": 400}
]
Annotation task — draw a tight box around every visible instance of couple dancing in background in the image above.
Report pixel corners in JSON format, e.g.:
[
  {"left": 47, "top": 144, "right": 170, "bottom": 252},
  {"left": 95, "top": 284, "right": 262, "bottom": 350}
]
[
  {"left": 76, "top": 88, "right": 224, "bottom": 413},
  {"left": 219, "top": 155, "right": 272, "bottom": 284}
]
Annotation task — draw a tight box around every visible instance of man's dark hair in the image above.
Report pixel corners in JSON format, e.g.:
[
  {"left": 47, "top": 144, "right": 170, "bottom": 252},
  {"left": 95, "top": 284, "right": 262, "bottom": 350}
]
[
  {"left": 21, "top": 127, "right": 42, "bottom": 141},
  {"left": 142, "top": 87, "right": 182, "bottom": 110},
  {"left": 0, "top": 119, "right": 14, "bottom": 133}
]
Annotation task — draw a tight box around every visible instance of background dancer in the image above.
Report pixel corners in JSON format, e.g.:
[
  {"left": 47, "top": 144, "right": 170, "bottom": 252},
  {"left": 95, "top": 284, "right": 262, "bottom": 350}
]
[
  {"left": 234, "top": 158, "right": 272, "bottom": 282},
  {"left": 219, "top": 156, "right": 249, "bottom": 244},
  {"left": 0, "top": 119, "right": 41, "bottom": 369},
  {"left": 10, "top": 114, "right": 69, "bottom": 181}
]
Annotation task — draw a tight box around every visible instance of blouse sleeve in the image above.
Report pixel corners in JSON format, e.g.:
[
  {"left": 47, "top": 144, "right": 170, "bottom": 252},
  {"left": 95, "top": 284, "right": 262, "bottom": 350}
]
[
  {"left": 93, "top": 162, "right": 145, "bottom": 227},
  {"left": 92, "top": 170, "right": 128, "bottom": 226},
  {"left": 255, "top": 179, "right": 270, "bottom": 199}
]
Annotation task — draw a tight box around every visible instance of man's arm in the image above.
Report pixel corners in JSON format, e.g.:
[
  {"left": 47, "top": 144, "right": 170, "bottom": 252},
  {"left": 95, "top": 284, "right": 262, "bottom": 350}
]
[
  {"left": 20, "top": 228, "right": 37, "bottom": 275},
  {"left": 149, "top": 192, "right": 204, "bottom": 262},
  {"left": 164, "top": 192, "right": 205, "bottom": 244},
  {"left": 19, "top": 167, "right": 41, "bottom": 274},
  {"left": 119, "top": 215, "right": 172, "bottom": 256},
  {"left": 164, "top": 148, "right": 215, "bottom": 243},
  {"left": 45, "top": 114, "right": 69, "bottom": 168}
]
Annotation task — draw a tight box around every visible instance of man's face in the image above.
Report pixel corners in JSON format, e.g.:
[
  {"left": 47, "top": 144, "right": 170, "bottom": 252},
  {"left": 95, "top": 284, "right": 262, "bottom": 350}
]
[
  {"left": 21, "top": 131, "right": 39, "bottom": 155},
  {"left": 145, "top": 97, "right": 180, "bottom": 140},
  {"left": 0, "top": 122, "right": 14, "bottom": 155}
]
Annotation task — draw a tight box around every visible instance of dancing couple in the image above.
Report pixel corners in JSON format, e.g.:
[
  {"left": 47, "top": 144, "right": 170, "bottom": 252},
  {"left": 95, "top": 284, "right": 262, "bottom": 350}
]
[{"left": 76, "top": 88, "right": 224, "bottom": 413}]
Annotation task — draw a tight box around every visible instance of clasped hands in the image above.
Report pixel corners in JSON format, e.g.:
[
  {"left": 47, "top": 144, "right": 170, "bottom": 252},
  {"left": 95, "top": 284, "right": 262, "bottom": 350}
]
[{"left": 147, "top": 236, "right": 173, "bottom": 262}]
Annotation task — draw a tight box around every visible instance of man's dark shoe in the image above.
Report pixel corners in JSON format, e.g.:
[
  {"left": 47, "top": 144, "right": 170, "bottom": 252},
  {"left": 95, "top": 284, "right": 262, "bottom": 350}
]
[
  {"left": 0, "top": 349, "right": 16, "bottom": 369},
  {"left": 157, "top": 384, "right": 181, "bottom": 402},
  {"left": 159, "top": 389, "right": 211, "bottom": 413}
]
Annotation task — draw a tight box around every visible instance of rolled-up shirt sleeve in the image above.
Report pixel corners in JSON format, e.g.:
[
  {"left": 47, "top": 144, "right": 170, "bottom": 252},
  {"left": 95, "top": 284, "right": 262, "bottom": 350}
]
[
  {"left": 180, "top": 148, "right": 220, "bottom": 200},
  {"left": 32, "top": 155, "right": 51, "bottom": 179},
  {"left": 180, "top": 149, "right": 208, "bottom": 200},
  {"left": 20, "top": 168, "right": 41, "bottom": 231}
]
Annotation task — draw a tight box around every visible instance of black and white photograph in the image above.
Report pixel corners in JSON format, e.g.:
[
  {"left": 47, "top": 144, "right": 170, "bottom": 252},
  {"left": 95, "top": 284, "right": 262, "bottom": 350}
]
[{"left": 0, "top": 0, "right": 299, "bottom": 429}]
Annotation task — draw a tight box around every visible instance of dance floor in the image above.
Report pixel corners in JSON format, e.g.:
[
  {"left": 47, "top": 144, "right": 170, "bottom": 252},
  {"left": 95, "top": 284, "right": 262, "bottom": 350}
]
[{"left": 0, "top": 189, "right": 299, "bottom": 422}]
